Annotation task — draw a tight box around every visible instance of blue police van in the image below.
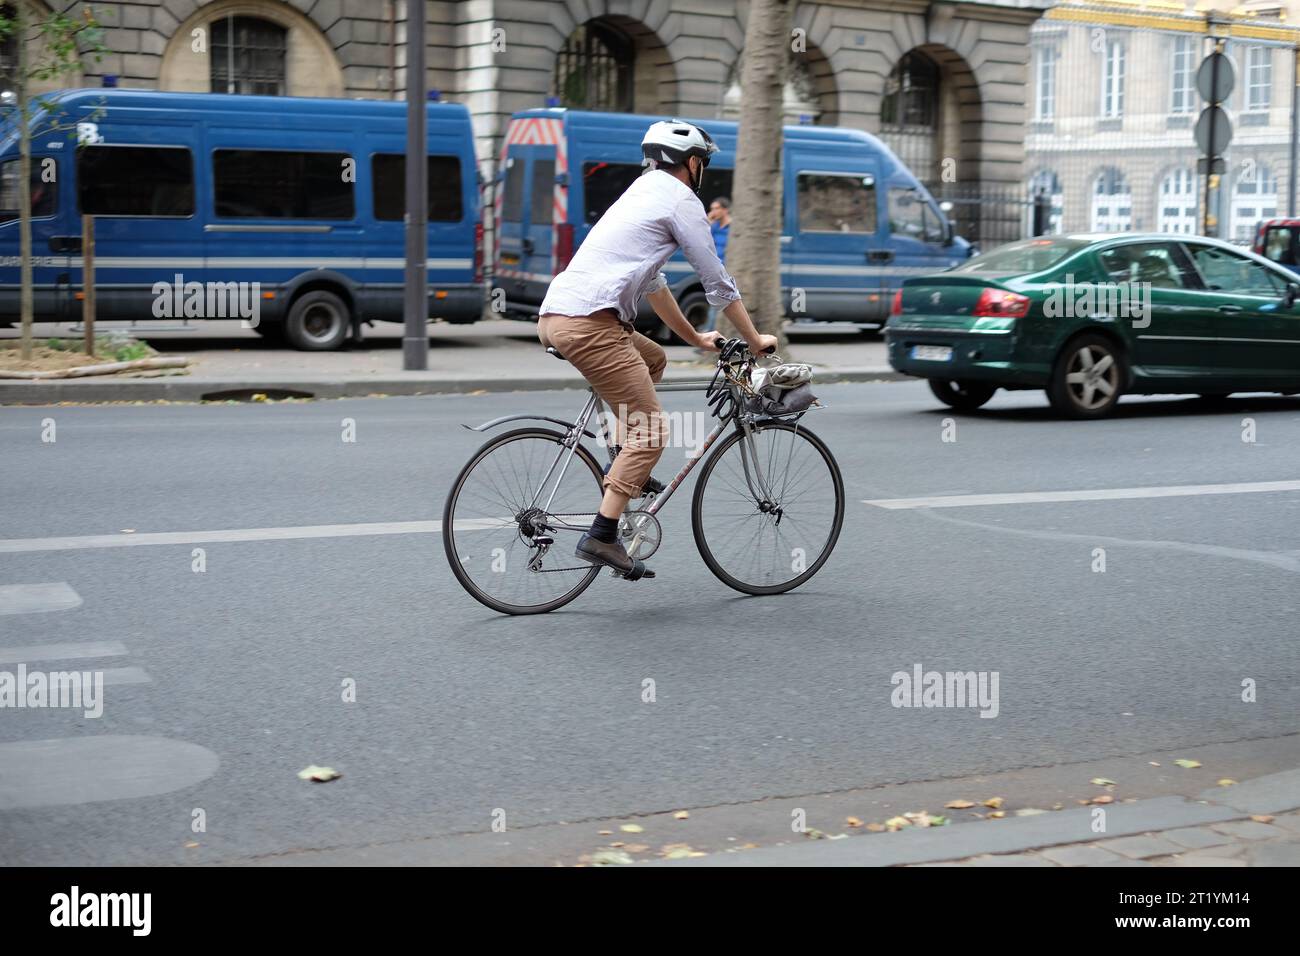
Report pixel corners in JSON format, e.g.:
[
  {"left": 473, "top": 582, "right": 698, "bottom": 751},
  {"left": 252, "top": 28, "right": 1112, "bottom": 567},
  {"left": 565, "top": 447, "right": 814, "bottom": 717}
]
[
  {"left": 494, "top": 108, "right": 970, "bottom": 338},
  {"left": 0, "top": 89, "right": 485, "bottom": 350}
]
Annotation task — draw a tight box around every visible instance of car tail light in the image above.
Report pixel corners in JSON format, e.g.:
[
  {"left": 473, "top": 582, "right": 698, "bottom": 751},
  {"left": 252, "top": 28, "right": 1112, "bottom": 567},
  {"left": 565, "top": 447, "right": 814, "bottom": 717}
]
[
  {"left": 973, "top": 287, "right": 1030, "bottom": 319},
  {"left": 890, "top": 289, "right": 903, "bottom": 317},
  {"left": 556, "top": 223, "right": 575, "bottom": 273},
  {"left": 473, "top": 222, "right": 484, "bottom": 283}
]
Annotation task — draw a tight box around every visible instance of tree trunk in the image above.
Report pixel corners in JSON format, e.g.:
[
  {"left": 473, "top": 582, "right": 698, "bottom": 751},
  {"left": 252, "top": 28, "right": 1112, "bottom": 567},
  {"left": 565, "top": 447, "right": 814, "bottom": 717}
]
[
  {"left": 17, "top": 2, "right": 33, "bottom": 361},
  {"left": 719, "top": 0, "right": 792, "bottom": 352}
]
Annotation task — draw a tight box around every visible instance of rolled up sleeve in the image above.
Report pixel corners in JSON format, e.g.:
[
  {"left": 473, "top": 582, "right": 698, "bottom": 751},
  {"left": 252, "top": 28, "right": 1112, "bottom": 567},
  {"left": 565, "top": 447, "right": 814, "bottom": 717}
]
[
  {"left": 671, "top": 197, "right": 741, "bottom": 308},
  {"left": 641, "top": 270, "right": 669, "bottom": 298}
]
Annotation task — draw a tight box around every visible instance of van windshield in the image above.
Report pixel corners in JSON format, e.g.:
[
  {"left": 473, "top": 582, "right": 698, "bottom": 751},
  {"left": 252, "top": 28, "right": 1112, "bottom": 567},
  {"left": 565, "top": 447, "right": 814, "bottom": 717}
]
[{"left": 952, "top": 237, "right": 1090, "bottom": 276}]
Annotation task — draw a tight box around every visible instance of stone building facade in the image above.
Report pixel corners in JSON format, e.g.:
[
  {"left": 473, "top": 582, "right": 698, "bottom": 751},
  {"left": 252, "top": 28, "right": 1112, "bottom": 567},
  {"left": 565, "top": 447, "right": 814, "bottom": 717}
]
[
  {"left": 1026, "top": 1, "right": 1300, "bottom": 242},
  {"left": 8, "top": 0, "right": 1048, "bottom": 236}
]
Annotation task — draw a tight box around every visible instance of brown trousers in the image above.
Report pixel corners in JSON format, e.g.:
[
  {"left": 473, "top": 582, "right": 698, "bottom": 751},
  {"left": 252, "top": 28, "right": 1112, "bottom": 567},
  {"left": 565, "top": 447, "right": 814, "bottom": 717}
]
[{"left": 537, "top": 312, "right": 668, "bottom": 499}]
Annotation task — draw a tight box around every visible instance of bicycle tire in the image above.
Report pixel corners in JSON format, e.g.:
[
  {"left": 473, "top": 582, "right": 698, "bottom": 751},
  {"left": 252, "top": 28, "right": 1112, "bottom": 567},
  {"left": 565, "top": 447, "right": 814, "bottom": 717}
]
[
  {"left": 691, "top": 420, "right": 844, "bottom": 595},
  {"left": 444, "top": 427, "right": 603, "bottom": 615}
]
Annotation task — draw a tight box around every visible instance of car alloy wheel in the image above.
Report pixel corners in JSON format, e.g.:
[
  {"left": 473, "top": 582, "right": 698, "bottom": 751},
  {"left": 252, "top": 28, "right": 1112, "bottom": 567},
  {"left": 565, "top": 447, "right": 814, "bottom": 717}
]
[{"left": 1048, "top": 333, "right": 1125, "bottom": 418}]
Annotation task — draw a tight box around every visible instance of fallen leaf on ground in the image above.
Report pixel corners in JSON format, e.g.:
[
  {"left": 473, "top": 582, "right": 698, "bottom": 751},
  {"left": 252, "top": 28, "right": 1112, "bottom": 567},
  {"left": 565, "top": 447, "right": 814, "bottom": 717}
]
[
  {"left": 1174, "top": 759, "right": 1202, "bottom": 769},
  {"left": 1149, "top": 761, "right": 1161, "bottom": 766},
  {"left": 619, "top": 823, "right": 644, "bottom": 833},
  {"left": 846, "top": 816, "right": 863, "bottom": 828},
  {"left": 1091, "top": 795, "right": 1114, "bottom": 805},
  {"left": 590, "top": 849, "right": 634, "bottom": 866},
  {"left": 297, "top": 765, "right": 341, "bottom": 783},
  {"left": 988, "top": 811, "right": 1006, "bottom": 819},
  {"left": 883, "top": 816, "right": 912, "bottom": 830},
  {"left": 661, "top": 843, "right": 697, "bottom": 859},
  {"left": 945, "top": 799, "right": 976, "bottom": 809},
  {"left": 1090, "top": 778, "right": 1116, "bottom": 786},
  {"left": 865, "top": 823, "right": 887, "bottom": 832},
  {"left": 673, "top": 811, "right": 689, "bottom": 820},
  {"left": 597, "top": 830, "right": 613, "bottom": 836},
  {"left": 624, "top": 843, "right": 650, "bottom": 853},
  {"left": 1217, "top": 779, "right": 1238, "bottom": 787},
  {"left": 1250, "top": 815, "right": 1275, "bottom": 824},
  {"left": 608, "top": 841, "right": 625, "bottom": 848},
  {"left": 184, "top": 842, "right": 199, "bottom": 849},
  {"left": 982, "top": 797, "right": 1004, "bottom": 809},
  {"left": 804, "top": 828, "right": 829, "bottom": 839},
  {"left": 1014, "top": 808, "right": 1048, "bottom": 817}
]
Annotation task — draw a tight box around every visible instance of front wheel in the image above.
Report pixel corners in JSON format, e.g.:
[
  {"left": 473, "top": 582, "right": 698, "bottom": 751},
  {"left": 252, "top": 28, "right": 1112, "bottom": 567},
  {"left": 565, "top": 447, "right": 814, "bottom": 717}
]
[
  {"left": 692, "top": 420, "right": 844, "bottom": 595},
  {"left": 928, "top": 378, "right": 996, "bottom": 411},
  {"left": 285, "top": 290, "right": 351, "bottom": 351}
]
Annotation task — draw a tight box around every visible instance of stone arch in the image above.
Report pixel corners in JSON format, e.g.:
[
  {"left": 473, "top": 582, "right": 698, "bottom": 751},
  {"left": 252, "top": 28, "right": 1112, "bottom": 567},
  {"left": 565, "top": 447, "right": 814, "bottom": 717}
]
[
  {"left": 878, "top": 43, "right": 981, "bottom": 191},
  {"left": 158, "top": 0, "right": 344, "bottom": 97},
  {"left": 720, "top": 36, "right": 838, "bottom": 126},
  {"left": 549, "top": 10, "right": 677, "bottom": 115}
]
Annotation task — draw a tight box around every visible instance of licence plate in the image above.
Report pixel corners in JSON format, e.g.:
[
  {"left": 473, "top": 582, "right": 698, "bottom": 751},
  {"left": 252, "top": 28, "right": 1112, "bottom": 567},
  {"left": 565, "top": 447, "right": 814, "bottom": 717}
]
[{"left": 911, "top": 345, "right": 953, "bottom": 362}]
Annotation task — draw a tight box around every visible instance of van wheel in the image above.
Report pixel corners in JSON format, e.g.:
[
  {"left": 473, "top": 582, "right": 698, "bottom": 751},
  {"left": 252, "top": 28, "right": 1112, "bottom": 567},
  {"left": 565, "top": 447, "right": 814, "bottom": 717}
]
[
  {"left": 1047, "top": 333, "right": 1125, "bottom": 418},
  {"left": 286, "top": 290, "right": 350, "bottom": 351},
  {"left": 928, "top": 378, "right": 996, "bottom": 411}
]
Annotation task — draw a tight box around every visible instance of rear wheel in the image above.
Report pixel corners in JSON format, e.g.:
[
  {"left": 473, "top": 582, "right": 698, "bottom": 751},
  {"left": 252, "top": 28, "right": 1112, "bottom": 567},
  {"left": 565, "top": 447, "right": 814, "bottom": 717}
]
[
  {"left": 285, "top": 290, "right": 351, "bottom": 351},
  {"left": 1047, "top": 333, "right": 1125, "bottom": 418},
  {"left": 928, "top": 378, "right": 996, "bottom": 411},
  {"left": 444, "top": 428, "right": 604, "bottom": 615}
]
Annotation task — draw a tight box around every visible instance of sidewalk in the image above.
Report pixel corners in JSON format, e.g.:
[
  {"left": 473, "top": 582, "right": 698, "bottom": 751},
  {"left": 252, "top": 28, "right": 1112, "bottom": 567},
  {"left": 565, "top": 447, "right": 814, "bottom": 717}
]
[
  {"left": 657, "top": 768, "right": 1300, "bottom": 867},
  {"left": 0, "top": 318, "right": 902, "bottom": 403}
]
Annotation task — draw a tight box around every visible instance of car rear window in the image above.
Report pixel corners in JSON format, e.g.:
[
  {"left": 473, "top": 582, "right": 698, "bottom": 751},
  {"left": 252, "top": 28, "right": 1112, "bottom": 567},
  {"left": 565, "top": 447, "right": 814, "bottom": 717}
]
[{"left": 952, "top": 237, "right": 1090, "bottom": 276}]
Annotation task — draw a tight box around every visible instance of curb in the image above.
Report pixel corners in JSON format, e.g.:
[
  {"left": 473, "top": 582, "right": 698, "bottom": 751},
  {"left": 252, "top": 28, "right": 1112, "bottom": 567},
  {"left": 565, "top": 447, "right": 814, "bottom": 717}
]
[
  {"left": 0, "top": 368, "right": 910, "bottom": 404},
  {"left": 652, "top": 768, "right": 1300, "bottom": 867}
]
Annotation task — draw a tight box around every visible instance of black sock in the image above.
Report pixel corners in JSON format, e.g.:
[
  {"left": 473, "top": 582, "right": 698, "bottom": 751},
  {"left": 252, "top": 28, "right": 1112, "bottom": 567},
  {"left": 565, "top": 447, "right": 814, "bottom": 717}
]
[{"left": 589, "top": 513, "right": 618, "bottom": 543}]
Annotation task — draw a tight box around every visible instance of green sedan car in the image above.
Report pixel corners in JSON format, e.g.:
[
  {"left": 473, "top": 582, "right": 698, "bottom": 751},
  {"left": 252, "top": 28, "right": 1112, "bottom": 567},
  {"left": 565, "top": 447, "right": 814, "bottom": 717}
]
[{"left": 884, "top": 233, "right": 1300, "bottom": 417}]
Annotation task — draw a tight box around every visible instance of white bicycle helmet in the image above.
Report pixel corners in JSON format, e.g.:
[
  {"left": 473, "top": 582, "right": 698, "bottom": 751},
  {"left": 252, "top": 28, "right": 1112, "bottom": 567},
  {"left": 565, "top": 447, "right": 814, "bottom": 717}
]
[{"left": 642, "top": 119, "right": 719, "bottom": 193}]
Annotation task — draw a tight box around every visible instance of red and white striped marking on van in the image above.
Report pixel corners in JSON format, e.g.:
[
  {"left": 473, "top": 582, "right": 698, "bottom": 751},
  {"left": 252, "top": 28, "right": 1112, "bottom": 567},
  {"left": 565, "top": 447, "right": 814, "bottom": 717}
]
[{"left": 496, "top": 115, "right": 568, "bottom": 278}]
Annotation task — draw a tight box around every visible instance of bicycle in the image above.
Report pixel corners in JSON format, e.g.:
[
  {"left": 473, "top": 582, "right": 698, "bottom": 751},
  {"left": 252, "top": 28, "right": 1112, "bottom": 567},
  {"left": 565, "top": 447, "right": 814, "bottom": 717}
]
[{"left": 443, "top": 339, "right": 844, "bottom": 615}]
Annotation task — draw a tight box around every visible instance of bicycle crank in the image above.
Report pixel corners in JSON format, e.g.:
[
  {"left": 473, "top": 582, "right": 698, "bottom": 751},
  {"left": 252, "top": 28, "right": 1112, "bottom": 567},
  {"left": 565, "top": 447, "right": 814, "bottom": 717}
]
[{"left": 620, "top": 509, "right": 662, "bottom": 561}]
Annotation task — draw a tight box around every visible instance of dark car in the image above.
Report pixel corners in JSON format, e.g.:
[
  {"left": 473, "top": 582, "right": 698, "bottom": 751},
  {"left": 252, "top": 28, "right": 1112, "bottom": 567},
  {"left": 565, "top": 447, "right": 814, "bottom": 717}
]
[{"left": 884, "top": 233, "right": 1300, "bottom": 418}]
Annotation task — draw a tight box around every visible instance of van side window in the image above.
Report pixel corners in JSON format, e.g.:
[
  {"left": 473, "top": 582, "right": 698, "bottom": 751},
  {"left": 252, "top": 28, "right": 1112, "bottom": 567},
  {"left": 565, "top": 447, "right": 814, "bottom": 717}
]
[
  {"left": 582, "top": 162, "right": 641, "bottom": 224},
  {"left": 888, "top": 187, "right": 930, "bottom": 240},
  {"left": 797, "top": 173, "right": 877, "bottom": 233},
  {"left": 501, "top": 159, "right": 525, "bottom": 223},
  {"left": 531, "top": 159, "right": 555, "bottom": 225},
  {"left": 1262, "top": 226, "right": 1297, "bottom": 266},
  {"left": 0, "top": 158, "right": 56, "bottom": 223},
  {"left": 213, "top": 149, "right": 354, "bottom": 219},
  {"left": 78, "top": 146, "right": 194, "bottom": 217},
  {"left": 372, "top": 154, "right": 464, "bottom": 222}
]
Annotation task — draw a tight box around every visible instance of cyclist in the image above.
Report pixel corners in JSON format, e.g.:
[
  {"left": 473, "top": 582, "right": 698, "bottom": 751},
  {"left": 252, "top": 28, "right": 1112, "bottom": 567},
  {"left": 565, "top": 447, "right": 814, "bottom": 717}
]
[{"left": 537, "top": 119, "right": 777, "bottom": 579}]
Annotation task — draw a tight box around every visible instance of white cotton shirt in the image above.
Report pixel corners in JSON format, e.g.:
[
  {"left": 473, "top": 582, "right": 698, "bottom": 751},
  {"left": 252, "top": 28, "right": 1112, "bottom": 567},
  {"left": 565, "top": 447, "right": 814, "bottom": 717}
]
[{"left": 540, "top": 168, "right": 741, "bottom": 328}]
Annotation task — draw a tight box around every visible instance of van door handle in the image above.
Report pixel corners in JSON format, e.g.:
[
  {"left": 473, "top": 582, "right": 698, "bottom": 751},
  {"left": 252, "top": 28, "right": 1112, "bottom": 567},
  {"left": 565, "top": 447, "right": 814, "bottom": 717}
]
[
  {"left": 49, "top": 236, "right": 82, "bottom": 254},
  {"left": 867, "top": 249, "right": 893, "bottom": 263},
  {"left": 521, "top": 238, "right": 535, "bottom": 254},
  {"left": 1218, "top": 305, "right": 1243, "bottom": 314}
]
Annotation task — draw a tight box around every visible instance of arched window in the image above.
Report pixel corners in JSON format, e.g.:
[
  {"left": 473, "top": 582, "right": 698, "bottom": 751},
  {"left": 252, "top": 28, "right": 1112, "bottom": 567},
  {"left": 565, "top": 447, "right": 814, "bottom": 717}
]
[
  {"left": 1231, "top": 163, "right": 1277, "bottom": 241},
  {"left": 1091, "top": 168, "right": 1132, "bottom": 232},
  {"left": 1158, "top": 168, "right": 1197, "bottom": 234},
  {"left": 1028, "top": 170, "right": 1063, "bottom": 234},
  {"left": 211, "top": 15, "right": 287, "bottom": 95},
  {"left": 553, "top": 21, "right": 634, "bottom": 112},
  {"left": 880, "top": 51, "right": 940, "bottom": 185}
]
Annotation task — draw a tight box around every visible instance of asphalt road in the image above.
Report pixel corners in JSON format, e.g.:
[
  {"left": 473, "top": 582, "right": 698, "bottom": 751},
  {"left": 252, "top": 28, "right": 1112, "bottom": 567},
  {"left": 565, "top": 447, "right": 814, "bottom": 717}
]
[{"left": 2, "top": 380, "right": 1299, "bottom": 864}]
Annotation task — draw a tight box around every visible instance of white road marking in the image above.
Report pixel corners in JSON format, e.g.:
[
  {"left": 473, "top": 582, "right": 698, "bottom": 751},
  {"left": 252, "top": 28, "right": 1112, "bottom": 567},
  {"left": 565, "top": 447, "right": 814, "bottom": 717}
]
[
  {"left": 0, "top": 518, "right": 513, "bottom": 554},
  {"left": 0, "top": 582, "right": 82, "bottom": 615},
  {"left": 101, "top": 667, "right": 153, "bottom": 686},
  {"left": 863, "top": 480, "right": 1300, "bottom": 510},
  {"left": 0, "top": 641, "right": 128, "bottom": 665},
  {"left": 0, "top": 735, "right": 219, "bottom": 810}
]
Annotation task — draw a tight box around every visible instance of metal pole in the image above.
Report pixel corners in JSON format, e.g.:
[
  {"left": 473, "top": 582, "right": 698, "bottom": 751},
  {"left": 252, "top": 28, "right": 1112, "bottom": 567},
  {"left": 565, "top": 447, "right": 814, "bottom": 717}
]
[
  {"left": 1290, "top": 47, "right": 1299, "bottom": 217},
  {"left": 403, "top": 0, "right": 428, "bottom": 371}
]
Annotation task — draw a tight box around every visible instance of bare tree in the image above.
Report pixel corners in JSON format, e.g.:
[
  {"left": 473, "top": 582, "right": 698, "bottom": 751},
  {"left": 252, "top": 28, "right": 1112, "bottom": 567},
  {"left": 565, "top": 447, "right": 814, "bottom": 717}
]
[
  {"left": 719, "top": 0, "right": 793, "bottom": 352},
  {"left": 0, "top": 3, "right": 105, "bottom": 361}
]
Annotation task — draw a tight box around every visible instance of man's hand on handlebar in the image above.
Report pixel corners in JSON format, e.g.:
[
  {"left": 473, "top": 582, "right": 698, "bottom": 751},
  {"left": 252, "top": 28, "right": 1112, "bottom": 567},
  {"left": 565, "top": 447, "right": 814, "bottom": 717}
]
[{"left": 694, "top": 330, "right": 726, "bottom": 351}]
